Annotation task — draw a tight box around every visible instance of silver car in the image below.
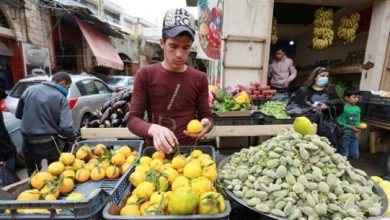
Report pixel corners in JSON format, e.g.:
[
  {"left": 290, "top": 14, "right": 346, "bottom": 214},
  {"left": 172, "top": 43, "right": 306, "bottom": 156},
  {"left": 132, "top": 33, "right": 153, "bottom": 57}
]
[
  {"left": 104, "top": 75, "right": 134, "bottom": 93},
  {"left": 0, "top": 74, "right": 114, "bottom": 130}
]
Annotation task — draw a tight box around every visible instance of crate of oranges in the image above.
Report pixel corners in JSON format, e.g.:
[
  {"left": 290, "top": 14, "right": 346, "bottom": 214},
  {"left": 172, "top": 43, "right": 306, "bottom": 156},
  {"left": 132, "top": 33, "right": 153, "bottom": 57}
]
[
  {"left": 103, "top": 145, "right": 231, "bottom": 220},
  {"left": 0, "top": 140, "right": 143, "bottom": 219}
]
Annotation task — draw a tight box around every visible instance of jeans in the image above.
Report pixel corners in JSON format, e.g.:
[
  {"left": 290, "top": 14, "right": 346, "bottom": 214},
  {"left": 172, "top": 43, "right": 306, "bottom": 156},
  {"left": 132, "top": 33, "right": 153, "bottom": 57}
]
[
  {"left": 5, "top": 157, "right": 15, "bottom": 172},
  {"left": 340, "top": 134, "right": 359, "bottom": 159},
  {"left": 22, "top": 137, "right": 60, "bottom": 176}
]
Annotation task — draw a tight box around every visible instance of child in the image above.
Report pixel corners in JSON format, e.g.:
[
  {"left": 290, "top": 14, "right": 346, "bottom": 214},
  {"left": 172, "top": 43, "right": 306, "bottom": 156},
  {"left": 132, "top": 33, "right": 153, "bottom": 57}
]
[{"left": 337, "top": 87, "right": 361, "bottom": 159}]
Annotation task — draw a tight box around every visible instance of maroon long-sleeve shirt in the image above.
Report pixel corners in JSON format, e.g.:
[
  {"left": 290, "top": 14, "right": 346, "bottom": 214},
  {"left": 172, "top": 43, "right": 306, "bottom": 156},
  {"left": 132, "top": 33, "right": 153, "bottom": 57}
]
[{"left": 128, "top": 63, "right": 213, "bottom": 146}]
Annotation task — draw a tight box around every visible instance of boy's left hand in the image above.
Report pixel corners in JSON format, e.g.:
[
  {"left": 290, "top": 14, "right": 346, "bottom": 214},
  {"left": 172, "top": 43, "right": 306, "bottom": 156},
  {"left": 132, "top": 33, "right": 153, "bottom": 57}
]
[
  {"left": 351, "top": 126, "right": 361, "bottom": 133},
  {"left": 183, "top": 118, "right": 213, "bottom": 139}
]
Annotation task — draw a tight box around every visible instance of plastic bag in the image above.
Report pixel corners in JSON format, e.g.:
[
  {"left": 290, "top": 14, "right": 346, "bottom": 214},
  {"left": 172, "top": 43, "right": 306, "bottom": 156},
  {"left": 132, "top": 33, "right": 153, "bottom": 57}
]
[
  {"left": 0, "top": 164, "right": 20, "bottom": 187},
  {"left": 271, "top": 92, "right": 290, "bottom": 102},
  {"left": 315, "top": 108, "right": 344, "bottom": 147}
]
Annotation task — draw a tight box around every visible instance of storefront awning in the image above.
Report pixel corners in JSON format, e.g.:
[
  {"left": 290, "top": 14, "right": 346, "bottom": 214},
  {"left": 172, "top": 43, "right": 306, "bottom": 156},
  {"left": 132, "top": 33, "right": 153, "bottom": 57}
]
[
  {"left": 75, "top": 16, "right": 124, "bottom": 70},
  {"left": 0, "top": 41, "right": 13, "bottom": 56}
]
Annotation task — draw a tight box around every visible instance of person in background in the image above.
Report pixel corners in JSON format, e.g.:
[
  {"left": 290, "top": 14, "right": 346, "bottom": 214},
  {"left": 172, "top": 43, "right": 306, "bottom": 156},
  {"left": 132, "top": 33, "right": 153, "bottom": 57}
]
[
  {"left": 128, "top": 8, "right": 213, "bottom": 154},
  {"left": 291, "top": 66, "right": 343, "bottom": 119},
  {"left": 337, "top": 87, "right": 362, "bottom": 159},
  {"left": 15, "top": 71, "right": 76, "bottom": 176},
  {"left": 0, "top": 112, "right": 17, "bottom": 172},
  {"left": 269, "top": 46, "right": 297, "bottom": 93}
]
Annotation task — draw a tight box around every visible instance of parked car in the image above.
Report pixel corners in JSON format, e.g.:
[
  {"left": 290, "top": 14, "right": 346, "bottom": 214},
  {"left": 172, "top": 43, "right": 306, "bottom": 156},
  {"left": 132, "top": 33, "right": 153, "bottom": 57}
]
[
  {"left": 104, "top": 75, "right": 134, "bottom": 92},
  {"left": 0, "top": 74, "right": 115, "bottom": 130}
]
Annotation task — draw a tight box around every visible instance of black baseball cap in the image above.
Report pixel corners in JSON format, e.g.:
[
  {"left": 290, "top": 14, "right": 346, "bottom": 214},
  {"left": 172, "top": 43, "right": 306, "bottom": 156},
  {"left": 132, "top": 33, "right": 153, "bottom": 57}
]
[{"left": 162, "top": 8, "right": 196, "bottom": 40}]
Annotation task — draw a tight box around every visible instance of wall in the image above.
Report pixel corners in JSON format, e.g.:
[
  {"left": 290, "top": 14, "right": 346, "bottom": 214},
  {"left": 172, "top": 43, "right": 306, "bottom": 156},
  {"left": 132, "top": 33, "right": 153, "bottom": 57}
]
[
  {"left": 360, "top": 0, "right": 390, "bottom": 90},
  {"left": 222, "top": 0, "right": 274, "bottom": 87}
]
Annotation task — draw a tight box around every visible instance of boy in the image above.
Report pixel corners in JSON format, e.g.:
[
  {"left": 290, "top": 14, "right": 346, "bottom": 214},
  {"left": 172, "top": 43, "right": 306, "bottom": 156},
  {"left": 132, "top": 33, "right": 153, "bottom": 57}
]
[
  {"left": 337, "top": 87, "right": 361, "bottom": 159},
  {"left": 128, "top": 8, "right": 213, "bottom": 154}
]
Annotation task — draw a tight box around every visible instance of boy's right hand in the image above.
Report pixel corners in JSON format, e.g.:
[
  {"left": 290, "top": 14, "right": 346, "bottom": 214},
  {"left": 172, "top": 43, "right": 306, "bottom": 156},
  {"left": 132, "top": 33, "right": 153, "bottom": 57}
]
[
  {"left": 350, "top": 126, "right": 361, "bottom": 133},
  {"left": 148, "top": 124, "right": 179, "bottom": 154}
]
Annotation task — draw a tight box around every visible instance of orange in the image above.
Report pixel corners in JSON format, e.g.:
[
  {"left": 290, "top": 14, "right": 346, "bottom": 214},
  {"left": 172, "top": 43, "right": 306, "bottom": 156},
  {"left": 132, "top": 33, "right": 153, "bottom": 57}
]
[
  {"left": 90, "top": 167, "right": 106, "bottom": 181},
  {"left": 59, "top": 178, "right": 74, "bottom": 194},
  {"left": 106, "top": 165, "right": 121, "bottom": 179},
  {"left": 75, "top": 168, "right": 90, "bottom": 183}
]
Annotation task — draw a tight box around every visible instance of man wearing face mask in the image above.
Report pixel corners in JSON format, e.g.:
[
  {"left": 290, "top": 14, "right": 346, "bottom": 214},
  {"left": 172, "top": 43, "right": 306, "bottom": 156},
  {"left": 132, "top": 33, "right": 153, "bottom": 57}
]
[
  {"left": 15, "top": 71, "right": 76, "bottom": 176},
  {"left": 290, "top": 66, "right": 343, "bottom": 119}
]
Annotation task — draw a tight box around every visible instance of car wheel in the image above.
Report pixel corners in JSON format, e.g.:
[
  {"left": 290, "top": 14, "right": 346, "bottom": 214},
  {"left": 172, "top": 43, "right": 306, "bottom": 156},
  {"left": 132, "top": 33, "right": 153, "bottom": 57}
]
[{"left": 80, "top": 113, "right": 91, "bottom": 129}]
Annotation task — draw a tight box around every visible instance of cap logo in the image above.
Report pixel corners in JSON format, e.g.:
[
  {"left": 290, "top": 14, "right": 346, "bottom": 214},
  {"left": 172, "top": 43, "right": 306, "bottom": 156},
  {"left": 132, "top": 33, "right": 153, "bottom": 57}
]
[{"left": 164, "top": 8, "right": 196, "bottom": 33}]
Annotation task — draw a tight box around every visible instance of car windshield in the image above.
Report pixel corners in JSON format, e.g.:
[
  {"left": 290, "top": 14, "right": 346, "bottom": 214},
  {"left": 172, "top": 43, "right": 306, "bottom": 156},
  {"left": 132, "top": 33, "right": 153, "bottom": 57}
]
[
  {"left": 105, "top": 77, "right": 133, "bottom": 87},
  {"left": 9, "top": 81, "right": 43, "bottom": 98}
]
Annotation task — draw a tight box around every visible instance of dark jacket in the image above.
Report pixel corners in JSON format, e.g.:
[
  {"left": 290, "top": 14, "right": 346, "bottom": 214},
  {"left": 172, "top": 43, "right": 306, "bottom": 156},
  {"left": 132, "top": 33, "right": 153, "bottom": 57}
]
[
  {"left": 15, "top": 82, "right": 75, "bottom": 138},
  {"left": 0, "top": 112, "right": 17, "bottom": 161}
]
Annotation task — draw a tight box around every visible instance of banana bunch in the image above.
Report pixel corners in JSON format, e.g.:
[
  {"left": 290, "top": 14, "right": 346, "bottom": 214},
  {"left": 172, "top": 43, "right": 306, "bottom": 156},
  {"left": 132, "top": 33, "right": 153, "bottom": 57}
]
[
  {"left": 312, "top": 7, "right": 334, "bottom": 50},
  {"left": 271, "top": 17, "right": 278, "bottom": 45},
  {"left": 337, "top": 13, "right": 360, "bottom": 45}
]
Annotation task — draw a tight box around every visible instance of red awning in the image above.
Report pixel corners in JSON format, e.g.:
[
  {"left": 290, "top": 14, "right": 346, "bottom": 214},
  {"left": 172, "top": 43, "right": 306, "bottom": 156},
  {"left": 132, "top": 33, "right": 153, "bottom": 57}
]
[{"left": 75, "top": 16, "right": 123, "bottom": 70}]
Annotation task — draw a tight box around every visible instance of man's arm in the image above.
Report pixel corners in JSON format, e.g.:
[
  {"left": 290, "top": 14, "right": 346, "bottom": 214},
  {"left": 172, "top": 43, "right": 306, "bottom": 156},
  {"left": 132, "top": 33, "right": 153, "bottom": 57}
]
[
  {"left": 58, "top": 98, "right": 76, "bottom": 138},
  {"left": 287, "top": 60, "right": 297, "bottom": 82},
  {"left": 15, "top": 97, "right": 25, "bottom": 119}
]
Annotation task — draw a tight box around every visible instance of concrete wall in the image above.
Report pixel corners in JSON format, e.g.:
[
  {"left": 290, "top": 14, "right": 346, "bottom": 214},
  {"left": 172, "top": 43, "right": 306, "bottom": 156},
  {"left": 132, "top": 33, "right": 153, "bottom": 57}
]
[
  {"left": 222, "top": 0, "right": 274, "bottom": 87},
  {"left": 360, "top": 0, "right": 390, "bottom": 90}
]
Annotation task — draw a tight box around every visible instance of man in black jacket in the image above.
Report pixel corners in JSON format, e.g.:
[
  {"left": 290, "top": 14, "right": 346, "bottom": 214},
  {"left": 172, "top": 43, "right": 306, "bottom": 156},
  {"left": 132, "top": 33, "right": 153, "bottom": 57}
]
[{"left": 0, "top": 112, "right": 17, "bottom": 171}]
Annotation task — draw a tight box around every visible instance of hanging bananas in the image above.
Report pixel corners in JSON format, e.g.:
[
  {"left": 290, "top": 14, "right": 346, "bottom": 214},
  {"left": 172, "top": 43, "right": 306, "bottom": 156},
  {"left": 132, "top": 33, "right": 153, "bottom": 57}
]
[
  {"left": 312, "top": 7, "right": 334, "bottom": 50},
  {"left": 337, "top": 13, "right": 360, "bottom": 45},
  {"left": 271, "top": 17, "right": 278, "bottom": 45}
]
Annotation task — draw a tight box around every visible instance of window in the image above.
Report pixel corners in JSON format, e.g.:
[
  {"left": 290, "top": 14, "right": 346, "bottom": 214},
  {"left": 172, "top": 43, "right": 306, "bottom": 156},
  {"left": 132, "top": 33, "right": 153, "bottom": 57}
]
[
  {"left": 76, "top": 79, "right": 97, "bottom": 96},
  {"left": 10, "top": 82, "right": 43, "bottom": 98},
  {"left": 94, "top": 80, "right": 110, "bottom": 94}
]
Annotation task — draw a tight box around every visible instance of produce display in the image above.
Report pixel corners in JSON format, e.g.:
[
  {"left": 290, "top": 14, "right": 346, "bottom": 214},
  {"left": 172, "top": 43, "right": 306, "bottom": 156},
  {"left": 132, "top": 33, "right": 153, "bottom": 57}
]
[
  {"left": 219, "top": 118, "right": 383, "bottom": 219},
  {"left": 246, "top": 81, "right": 277, "bottom": 102},
  {"left": 337, "top": 13, "right": 360, "bottom": 45},
  {"left": 5, "top": 143, "right": 138, "bottom": 214},
  {"left": 313, "top": 7, "right": 334, "bottom": 50},
  {"left": 259, "top": 101, "right": 291, "bottom": 119},
  {"left": 211, "top": 88, "right": 252, "bottom": 112},
  {"left": 86, "top": 89, "right": 132, "bottom": 128},
  {"left": 271, "top": 17, "right": 278, "bottom": 45},
  {"left": 118, "top": 149, "right": 224, "bottom": 216},
  {"left": 371, "top": 177, "right": 390, "bottom": 216}
]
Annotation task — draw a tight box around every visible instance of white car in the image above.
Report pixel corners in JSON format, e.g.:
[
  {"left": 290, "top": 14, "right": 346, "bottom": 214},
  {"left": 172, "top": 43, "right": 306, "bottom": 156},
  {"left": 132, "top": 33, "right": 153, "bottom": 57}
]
[{"left": 0, "top": 74, "right": 115, "bottom": 130}]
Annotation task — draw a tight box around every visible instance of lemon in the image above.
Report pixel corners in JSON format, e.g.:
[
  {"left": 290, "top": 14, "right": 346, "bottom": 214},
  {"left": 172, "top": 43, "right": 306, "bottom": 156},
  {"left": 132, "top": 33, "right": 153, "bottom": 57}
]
[
  {"left": 171, "top": 155, "right": 186, "bottom": 170},
  {"left": 59, "top": 152, "right": 75, "bottom": 165},
  {"left": 30, "top": 172, "right": 53, "bottom": 189},
  {"left": 379, "top": 180, "right": 390, "bottom": 190},
  {"left": 66, "top": 193, "right": 85, "bottom": 200},
  {"left": 48, "top": 161, "right": 65, "bottom": 176},
  {"left": 17, "top": 189, "right": 41, "bottom": 200},
  {"left": 72, "top": 158, "right": 85, "bottom": 171},
  {"left": 129, "top": 170, "right": 146, "bottom": 187},
  {"left": 121, "top": 163, "right": 132, "bottom": 175},
  {"left": 76, "top": 148, "right": 89, "bottom": 160},
  {"left": 150, "top": 159, "right": 163, "bottom": 172},
  {"left": 76, "top": 168, "right": 90, "bottom": 183},
  {"left": 171, "top": 176, "right": 190, "bottom": 191},
  {"left": 157, "top": 176, "right": 169, "bottom": 192},
  {"left": 168, "top": 186, "right": 198, "bottom": 215},
  {"left": 190, "top": 150, "right": 203, "bottom": 158},
  {"left": 162, "top": 163, "right": 172, "bottom": 170},
  {"left": 61, "top": 170, "right": 76, "bottom": 180},
  {"left": 293, "top": 116, "right": 314, "bottom": 136},
  {"left": 198, "top": 153, "right": 212, "bottom": 162},
  {"left": 139, "top": 201, "right": 150, "bottom": 216},
  {"left": 99, "top": 160, "right": 111, "bottom": 170},
  {"left": 139, "top": 156, "right": 152, "bottom": 166},
  {"left": 202, "top": 166, "right": 218, "bottom": 182},
  {"left": 134, "top": 182, "right": 155, "bottom": 199},
  {"left": 152, "top": 151, "right": 165, "bottom": 161},
  {"left": 111, "top": 153, "right": 126, "bottom": 166},
  {"left": 94, "top": 144, "right": 106, "bottom": 156},
  {"left": 45, "top": 194, "right": 57, "bottom": 200},
  {"left": 84, "top": 161, "right": 97, "bottom": 171},
  {"left": 201, "top": 159, "right": 216, "bottom": 169},
  {"left": 118, "top": 145, "right": 132, "bottom": 158},
  {"left": 135, "top": 164, "right": 150, "bottom": 173},
  {"left": 90, "top": 167, "right": 106, "bottom": 181},
  {"left": 120, "top": 204, "right": 140, "bottom": 216},
  {"left": 149, "top": 191, "right": 169, "bottom": 209},
  {"left": 161, "top": 168, "right": 178, "bottom": 184},
  {"left": 359, "top": 122, "right": 368, "bottom": 129},
  {"left": 126, "top": 195, "right": 139, "bottom": 205},
  {"left": 183, "top": 161, "right": 202, "bottom": 178},
  {"left": 187, "top": 119, "right": 203, "bottom": 134},
  {"left": 126, "top": 155, "right": 136, "bottom": 164},
  {"left": 371, "top": 176, "right": 383, "bottom": 184},
  {"left": 106, "top": 165, "right": 121, "bottom": 179},
  {"left": 59, "top": 178, "right": 74, "bottom": 194},
  {"left": 198, "top": 192, "right": 225, "bottom": 214},
  {"left": 191, "top": 176, "right": 213, "bottom": 198},
  {"left": 40, "top": 184, "right": 59, "bottom": 198}
]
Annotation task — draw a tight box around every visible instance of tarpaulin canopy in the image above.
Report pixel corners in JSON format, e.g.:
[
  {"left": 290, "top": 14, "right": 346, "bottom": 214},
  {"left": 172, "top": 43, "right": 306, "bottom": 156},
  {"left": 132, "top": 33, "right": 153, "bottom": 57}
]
[{"left": 75, "top": 16, "right": 123, "bottom": 70}]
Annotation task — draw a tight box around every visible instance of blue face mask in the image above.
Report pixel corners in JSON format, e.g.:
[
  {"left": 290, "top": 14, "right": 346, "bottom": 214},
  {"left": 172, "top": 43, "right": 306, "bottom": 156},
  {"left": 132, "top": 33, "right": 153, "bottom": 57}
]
[{"left": 316, "top": 76, "right": 328, "bottom": 87}]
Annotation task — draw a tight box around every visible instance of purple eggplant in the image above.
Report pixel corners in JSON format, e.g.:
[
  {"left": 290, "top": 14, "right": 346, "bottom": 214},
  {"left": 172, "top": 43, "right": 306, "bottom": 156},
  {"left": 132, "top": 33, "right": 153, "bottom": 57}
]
[
  {"left": 87, "top": 119, "right": 100, "bottom": 128},
  {"left": 99, "top": 107, "right": 112, "bottom": 124},
  {"left": 102, "top": 100, "right": 112, "bottom": 112},
  {"left": 122, "top": 112, "right": 129, "bottom": 124},
  {"left": 112, "top": 119, "right": 122, "bottom": 127},
  {"left": 116, "top": 109, "right": 124, "bottom": 119},
  {"left": 111, "top": 100, "right": 127, "bottom": 111}
]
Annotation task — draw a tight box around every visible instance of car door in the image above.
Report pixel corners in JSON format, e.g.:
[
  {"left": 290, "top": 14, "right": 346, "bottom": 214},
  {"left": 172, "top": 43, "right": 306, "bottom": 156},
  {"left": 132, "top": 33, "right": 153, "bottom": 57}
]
[{"left": 92, "top": 79, "right": 114, "bottom": 109}]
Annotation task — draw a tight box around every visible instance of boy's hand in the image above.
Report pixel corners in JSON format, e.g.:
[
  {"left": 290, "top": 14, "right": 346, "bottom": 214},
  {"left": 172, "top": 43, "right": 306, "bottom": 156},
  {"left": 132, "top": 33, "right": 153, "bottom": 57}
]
[
  {"left": 350, "top": 126, "right": 361, "bottom": 133},
  {"left": 148, "top": 124, "right": 179, "bottom": 154}
]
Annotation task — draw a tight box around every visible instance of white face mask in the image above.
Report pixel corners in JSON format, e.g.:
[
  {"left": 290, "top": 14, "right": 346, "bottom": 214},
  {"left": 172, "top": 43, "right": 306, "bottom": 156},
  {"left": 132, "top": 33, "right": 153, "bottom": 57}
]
[{"left": 316, "top": 76, "right": 328, "bottom": 87}]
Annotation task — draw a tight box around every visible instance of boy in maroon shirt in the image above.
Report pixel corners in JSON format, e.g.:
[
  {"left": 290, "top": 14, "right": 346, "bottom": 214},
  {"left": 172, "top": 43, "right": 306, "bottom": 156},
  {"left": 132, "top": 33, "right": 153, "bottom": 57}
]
[{"left": 128, "top": 8, "right": 213, "bottom": 154}]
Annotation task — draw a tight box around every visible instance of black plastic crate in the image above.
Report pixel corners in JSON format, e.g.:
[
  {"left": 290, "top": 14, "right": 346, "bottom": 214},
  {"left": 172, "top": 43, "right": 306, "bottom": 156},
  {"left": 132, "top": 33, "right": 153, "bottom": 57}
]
[
  {"left": 261, "top": 115, "right": 294, "bottom": 125},
  {"left": 365, "top": 104, "right": 390, "bottom": 123},
  {"left": 0, "top": 140, "right": 144, "bottom": 219},
  {"left": 212, "top": 112, "right": 261, "bottom": 125}
]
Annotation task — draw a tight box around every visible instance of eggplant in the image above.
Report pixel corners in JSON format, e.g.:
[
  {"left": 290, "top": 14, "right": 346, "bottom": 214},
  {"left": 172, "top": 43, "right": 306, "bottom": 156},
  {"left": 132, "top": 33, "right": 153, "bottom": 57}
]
[
  {"left": 116, "top": 109, "right": 124, "bottom": 119},
  {"left": 122, "top": 112, "right": 129, "bottom": 124},
  {"left": 104, "top": 120, "right": 112, "bottom": 128},
  {"left": 99, "top": 107, "right": 112, "bottom": 124},
  {"left": 87, "top": 119, "right": 100, "bottom": 128},
  {"left": 124, "top": 103, "right": 130, "bottom": 113},
  {"left": 112, "top": 119, "right": 122, "bottom": 127},
  {"left": 102, "top": 100, "right": 112, "bottom": 113},
  {"left": 111, "top": 100, "right": 127, "bottom": 111},
  {"left": 122, "top": 92, "right": 132, "bottom": 102}
]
